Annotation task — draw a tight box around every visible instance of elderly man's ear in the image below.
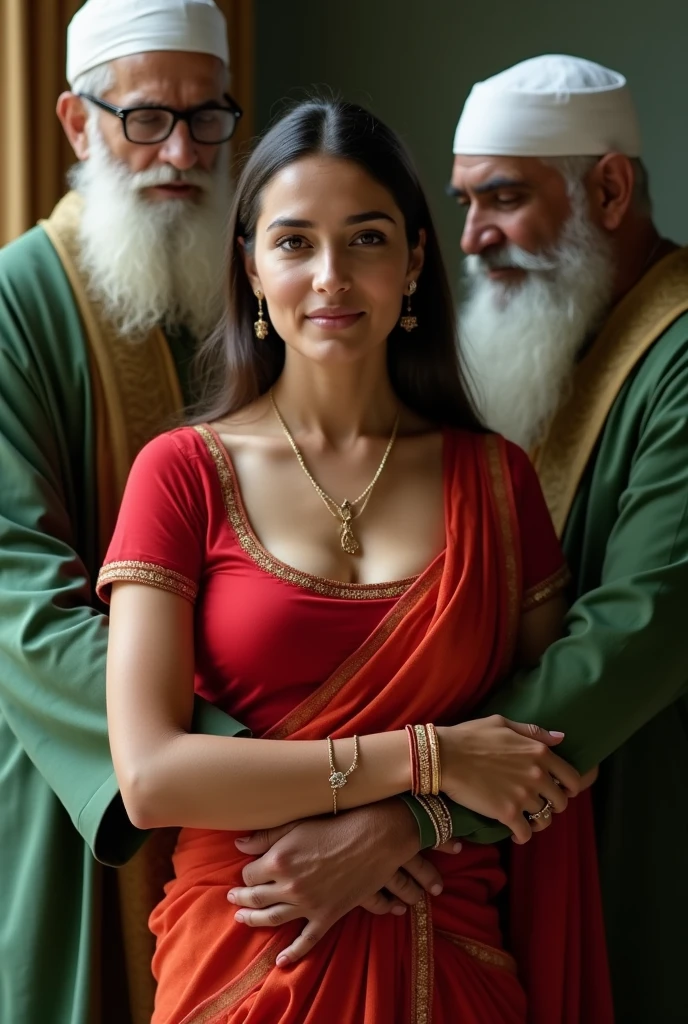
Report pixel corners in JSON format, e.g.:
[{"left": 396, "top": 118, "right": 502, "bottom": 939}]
[
  {"left": 57, "top": 93, "right": 91, "bottom": 160},
  {"left": 586, "top": 154, "right": 636, "bottom": 232}
]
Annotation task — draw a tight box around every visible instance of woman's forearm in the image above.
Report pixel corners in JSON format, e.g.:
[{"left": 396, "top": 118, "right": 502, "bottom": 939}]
[
  {"left": 117, "top": 731, "right": 411, "bottom": 831},
  {"left": 106, "top": 586, "right": 411, "bottom": 832}
]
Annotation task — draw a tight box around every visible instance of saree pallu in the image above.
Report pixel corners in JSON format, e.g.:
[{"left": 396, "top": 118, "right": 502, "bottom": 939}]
[{"left": 149, "top": 432, "right": 613, "bottom": 1024}]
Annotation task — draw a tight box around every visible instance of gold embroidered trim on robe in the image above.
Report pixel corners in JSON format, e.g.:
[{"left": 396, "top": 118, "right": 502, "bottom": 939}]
[
  {"left": 40, "top": 191, "right": 184, "bottom": 554},
  {"left": 41, "top": 191, "right": 186, "bottom": 1024},
  {"left": 534, "top": 247, "right": 688, "bottom": 536}
]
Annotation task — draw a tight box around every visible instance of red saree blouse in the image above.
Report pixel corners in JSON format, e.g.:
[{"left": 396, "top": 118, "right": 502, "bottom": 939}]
[{"left": 98, "top": 425, "right": 611, "bottom": 1024}]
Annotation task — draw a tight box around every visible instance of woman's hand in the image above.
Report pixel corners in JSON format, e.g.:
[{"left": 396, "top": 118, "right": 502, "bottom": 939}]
[{"left": 438, "top": 716, "right": 582, "bottom": 844}]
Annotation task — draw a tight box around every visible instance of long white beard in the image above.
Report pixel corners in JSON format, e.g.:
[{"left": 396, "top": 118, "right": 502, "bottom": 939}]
[
  {"left": 68, "top": 127, "right": 230, "bottom": 341},
  {"left": 459, "top": 190, "right": 615, "bottom": 449}
]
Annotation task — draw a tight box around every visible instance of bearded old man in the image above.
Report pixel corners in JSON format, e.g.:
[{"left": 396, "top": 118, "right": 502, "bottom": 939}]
[
  {"left": 212, "top": 56, "right": 687, "bottom": 1024},
  {"left": 0, "top": 2, "right": 248, "bottom": 1022},
  {"left": 442, "top": 55, "right": 688, "bottom": 1022}
]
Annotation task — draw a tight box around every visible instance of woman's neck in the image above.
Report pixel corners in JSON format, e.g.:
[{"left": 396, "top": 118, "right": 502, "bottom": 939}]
[{"left": 271, "top": 350, "right": 400, "bottom": 446}]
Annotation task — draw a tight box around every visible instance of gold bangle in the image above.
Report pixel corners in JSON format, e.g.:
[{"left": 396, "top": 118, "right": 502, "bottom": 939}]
[
  {"left": 327, "top": 735, "right": 359, "bottom": 814},
  {"left": 415, "top": 794, "right": 453, "bottom": 849},
  {"left": 414, "top": 724, "right": 432, "bottom": 796},
  {"left": 425, "top": 723, "right": 441, "bottom": 797}
]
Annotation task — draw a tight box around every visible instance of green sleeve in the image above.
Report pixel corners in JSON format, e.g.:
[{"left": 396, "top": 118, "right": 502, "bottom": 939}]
[
  {"left": 0, "top": 232, "right": 248, "bottom": 869},
  {"left": 410, "top": 342, "right": 688, "bottom": 849},
  {"left": 399, "top": 794, "right": 436, "bottom": 848},
  {"left": 399, "top": 793, "right": 507, "bottom": 847},
  {"left": 483, "top": 348, "right": 688, "bottom": 767}
]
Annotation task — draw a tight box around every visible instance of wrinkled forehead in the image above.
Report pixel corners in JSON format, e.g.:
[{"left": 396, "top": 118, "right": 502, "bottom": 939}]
[
  {"left": 450, "top": 154, "right": 564, "bottom": 196},
  {"left": 106, "top": 51, "right": 228, "bottom": 106}
]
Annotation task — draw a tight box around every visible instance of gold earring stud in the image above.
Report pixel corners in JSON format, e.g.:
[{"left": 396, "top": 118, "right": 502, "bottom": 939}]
[
  {"left": 254, "top": 290, "right": 269, "bottom": 339},
  {"left": 399, "top": 280, "right": 418, "bottom": 332}
]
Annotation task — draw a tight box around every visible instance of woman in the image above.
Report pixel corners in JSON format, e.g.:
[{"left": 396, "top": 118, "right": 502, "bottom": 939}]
[{"left": 99, "top": 100, "right": 611, "bottom": 1023}]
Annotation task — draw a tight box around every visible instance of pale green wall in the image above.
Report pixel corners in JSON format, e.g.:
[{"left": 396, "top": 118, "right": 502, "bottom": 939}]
[{"left": 254, "top": 0, "right": 687, "bottom": 287}]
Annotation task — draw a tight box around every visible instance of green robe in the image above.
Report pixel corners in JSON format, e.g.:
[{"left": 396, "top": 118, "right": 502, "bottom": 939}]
[
  {"left": 407, "top": 308, "right": 688, "bottom": 1022},
  {"left": 0, "top": 224, "right": 246, "bottom": 1024}
]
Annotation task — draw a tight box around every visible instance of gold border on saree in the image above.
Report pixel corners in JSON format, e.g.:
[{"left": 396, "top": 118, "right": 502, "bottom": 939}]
[
  {"left": 194, "top": 424, "right": 417, "bottom": 600},
  {"left": 97, "top": 559, "right": 198, "bottom": 602}
]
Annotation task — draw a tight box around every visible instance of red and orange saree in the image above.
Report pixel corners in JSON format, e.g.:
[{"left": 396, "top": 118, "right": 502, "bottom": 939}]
[{"left": 98, "top": 426, "right": 612, "bottom": 1023}]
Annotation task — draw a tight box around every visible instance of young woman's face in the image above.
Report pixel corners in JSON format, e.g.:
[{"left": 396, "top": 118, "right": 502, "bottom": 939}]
[{"left": 243, "top": 155, "right": 424, "bottom": 366}]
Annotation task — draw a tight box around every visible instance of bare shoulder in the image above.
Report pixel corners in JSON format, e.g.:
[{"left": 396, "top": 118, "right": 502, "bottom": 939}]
[
  {"left": 209, "top": 395, "right": 271, "bottom": 434},
  {"left": 208, "top": 396, "right": 280, "bottom": 454},
  {"left": 396, "top": 408, "right": 442, "bottom": 445},
  {"left": 390, "top": 411, "right": 444, "bottom": 480}
]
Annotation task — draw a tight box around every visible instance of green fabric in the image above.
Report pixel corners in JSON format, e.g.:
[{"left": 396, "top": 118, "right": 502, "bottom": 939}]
[
  {"left": 400, "top": 793, "right": 436, "bottom": 848},
  {"left": 402, "top": 791, "right": 507, "bottom": 848},
  {"left": 0, "top": 225, "right": 247, "bottom": 1024},
  {"left": 412, "top": 312, "right": 688, "bottom": 1021}
]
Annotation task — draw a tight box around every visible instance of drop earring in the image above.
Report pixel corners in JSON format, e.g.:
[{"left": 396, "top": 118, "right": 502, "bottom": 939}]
[
  {"left": 399, "top": 280, "right": 418, "bottom": 332},
  {"left": 254, "top": 290, "right": 269, "bottom": 339}
]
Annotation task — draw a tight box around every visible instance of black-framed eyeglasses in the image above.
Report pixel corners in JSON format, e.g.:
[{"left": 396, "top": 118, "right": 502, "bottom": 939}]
[{"left": 78, "top": 93, "right": 243, "bottom": 145}]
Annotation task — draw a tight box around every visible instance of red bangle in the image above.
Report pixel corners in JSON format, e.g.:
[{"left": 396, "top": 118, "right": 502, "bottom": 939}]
[
  {"left": 405, "top": 724, "right": 420, "bottom": 795},
  {"left": 425, "top": 723, "right": 441, "bottom": 797}
]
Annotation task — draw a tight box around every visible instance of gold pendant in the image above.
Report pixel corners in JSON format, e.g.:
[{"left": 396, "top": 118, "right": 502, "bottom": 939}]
[
  {"left": 340, "top": 522, "right": 360, "bottom": 554},
  {"left": 339, "top": 500, "right": 360, "bottom": 555}
]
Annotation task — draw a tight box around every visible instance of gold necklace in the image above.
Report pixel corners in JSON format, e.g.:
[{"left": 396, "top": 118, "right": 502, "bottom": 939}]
[{"left": 269, "top": 390, "right": 399, "bottom": 555}]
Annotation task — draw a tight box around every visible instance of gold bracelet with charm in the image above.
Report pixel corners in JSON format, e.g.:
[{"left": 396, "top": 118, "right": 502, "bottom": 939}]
[{"left": 327, "top": 735, "right": 360, "bottom": 814}]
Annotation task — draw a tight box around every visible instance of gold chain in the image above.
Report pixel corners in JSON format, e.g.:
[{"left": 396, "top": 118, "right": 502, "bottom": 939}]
[
  {"left": 269, "top": 389, "right": 399, "bottom": 554},
  {"left": 327, "top": 735, "right": 360, "bottom": 814}
]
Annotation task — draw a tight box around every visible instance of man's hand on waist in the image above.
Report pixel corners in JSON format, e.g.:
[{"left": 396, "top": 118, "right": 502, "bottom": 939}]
[{"left": 227, "top": 798, "right": 461, "bottom": 967}]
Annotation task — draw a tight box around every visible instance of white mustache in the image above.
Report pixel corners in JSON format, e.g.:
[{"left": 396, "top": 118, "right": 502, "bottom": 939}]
[
  {"left": 465, "top": 245, "right": 559, "bottom": 275},
  {"left": 129, "top": 164, "right": 214, "bottom": 193}
]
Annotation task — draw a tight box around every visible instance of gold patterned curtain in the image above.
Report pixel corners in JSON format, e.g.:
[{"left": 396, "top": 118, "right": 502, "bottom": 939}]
[{"left": 0, "top": 0, "right": 254, "bottom": 246}]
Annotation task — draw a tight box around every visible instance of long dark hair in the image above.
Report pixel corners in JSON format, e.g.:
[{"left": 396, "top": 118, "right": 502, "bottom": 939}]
[{"left": 191, "top": 98, "right": 483, "bottom": 430}]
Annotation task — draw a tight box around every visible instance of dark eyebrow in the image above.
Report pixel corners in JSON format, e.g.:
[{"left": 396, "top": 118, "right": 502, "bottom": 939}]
[
  {"left": 446, "top": 177, "right": 527, "bottom": 199},
  {"left": 266, "top": 218, "right": 315, "bottom": 230},
  {"left": 266, "top": 210, "right": 396, "bottom": 232},
  {"left": 345, "top": 210, "right": 396, "bottom": 225}
]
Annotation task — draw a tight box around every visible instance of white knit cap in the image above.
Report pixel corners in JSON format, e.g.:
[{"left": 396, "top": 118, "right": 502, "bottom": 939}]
[
  {"left": 67, "top": 0, "right": 229, "bottom": 87},
  {"left": 453, "top": 54, "right": 642, "bottom": 158}
]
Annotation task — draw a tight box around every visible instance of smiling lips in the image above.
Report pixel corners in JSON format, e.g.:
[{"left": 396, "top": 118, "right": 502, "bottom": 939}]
[{"left": 306, "top": 307, "right": 364, "bottom": 330}]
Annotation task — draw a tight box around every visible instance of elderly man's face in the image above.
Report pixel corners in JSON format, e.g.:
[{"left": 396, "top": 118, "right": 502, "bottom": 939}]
[
  {"left": 93, "top": 50, "right": 228, "bottom": 186},
  {"left": 450, "top": 155, "right": 572, "bottom": 282},
  {"left": 56, "top": 49, "right": 233, "bottom": 341}
]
